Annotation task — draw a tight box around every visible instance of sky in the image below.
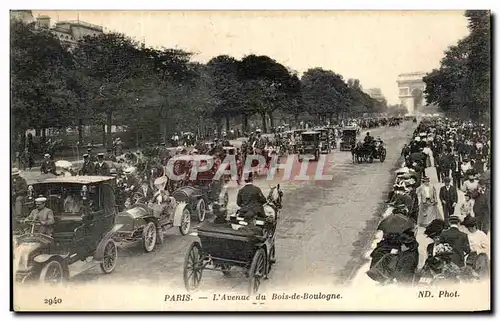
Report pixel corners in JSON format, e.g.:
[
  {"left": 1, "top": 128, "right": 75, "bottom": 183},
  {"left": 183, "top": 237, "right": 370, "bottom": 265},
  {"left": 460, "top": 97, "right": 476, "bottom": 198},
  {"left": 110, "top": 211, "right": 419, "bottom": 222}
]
[{"left": 33, "top": 10, "right": 470, "bottom": 104}]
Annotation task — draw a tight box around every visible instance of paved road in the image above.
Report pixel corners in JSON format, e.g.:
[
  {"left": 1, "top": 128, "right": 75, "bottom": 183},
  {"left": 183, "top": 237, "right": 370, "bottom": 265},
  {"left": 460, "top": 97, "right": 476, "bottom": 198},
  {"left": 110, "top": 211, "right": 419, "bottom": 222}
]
[{"left": 23, "top": 123, "right": 417, "bottom": 292}]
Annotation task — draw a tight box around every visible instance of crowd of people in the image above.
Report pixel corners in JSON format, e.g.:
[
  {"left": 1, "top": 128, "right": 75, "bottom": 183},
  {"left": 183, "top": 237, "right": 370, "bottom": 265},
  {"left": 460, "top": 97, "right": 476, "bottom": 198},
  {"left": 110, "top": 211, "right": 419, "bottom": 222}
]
[{"left": 368, "top": 116, "right": 491, "bottom": 285}]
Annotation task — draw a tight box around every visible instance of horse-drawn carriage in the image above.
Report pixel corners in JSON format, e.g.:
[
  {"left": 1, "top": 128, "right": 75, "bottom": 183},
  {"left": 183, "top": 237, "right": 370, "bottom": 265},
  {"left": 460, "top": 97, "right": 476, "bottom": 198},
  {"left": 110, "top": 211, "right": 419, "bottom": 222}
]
[
  {"left": 352, "top": 140, "right": 387, "bottom": 163},
  {"left": 183, "top": 184, "right": 282, "bottom": 295},
  {"left": 14, "top": 176, "right": 120, "bottom": 283},
  {"left": 339, "top": 127, "right": 357, "bottom": 151}
]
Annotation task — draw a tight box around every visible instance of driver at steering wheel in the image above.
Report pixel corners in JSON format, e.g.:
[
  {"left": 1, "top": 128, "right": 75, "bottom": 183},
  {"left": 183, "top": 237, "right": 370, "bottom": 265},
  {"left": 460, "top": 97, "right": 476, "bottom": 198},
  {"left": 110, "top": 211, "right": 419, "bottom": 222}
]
[
  {"left": 236, "top": 172, "right": 267, "bottom": 221},
  {"left": 25, "top": 197, "right": 55, "bottom": 236}
]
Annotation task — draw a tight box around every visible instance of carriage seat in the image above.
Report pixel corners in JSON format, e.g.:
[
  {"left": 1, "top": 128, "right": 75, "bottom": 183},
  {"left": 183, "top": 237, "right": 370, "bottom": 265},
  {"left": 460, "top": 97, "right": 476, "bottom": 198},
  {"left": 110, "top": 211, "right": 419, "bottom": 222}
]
[{"left": 198, "top": 221, "right": 267, "bottom": 241}]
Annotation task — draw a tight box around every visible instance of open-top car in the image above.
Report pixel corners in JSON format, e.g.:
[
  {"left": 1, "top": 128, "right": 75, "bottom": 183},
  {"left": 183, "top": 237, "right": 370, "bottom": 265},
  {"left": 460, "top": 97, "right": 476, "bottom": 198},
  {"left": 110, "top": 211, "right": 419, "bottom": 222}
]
[
  {"left": 339, "top": 127, "right": 358, "bottom": 151},
  {"left": 14, "top": 176, "right": 121, "bottom": 284},
  {"left": 113, "top": 174, "right": 191, "bottom": 253},
  {"left": 298, "top": 131, "right": 320, "bottom": 161},
  {"left": 170, "top": 155, "right": 229, "bottom": 224}
]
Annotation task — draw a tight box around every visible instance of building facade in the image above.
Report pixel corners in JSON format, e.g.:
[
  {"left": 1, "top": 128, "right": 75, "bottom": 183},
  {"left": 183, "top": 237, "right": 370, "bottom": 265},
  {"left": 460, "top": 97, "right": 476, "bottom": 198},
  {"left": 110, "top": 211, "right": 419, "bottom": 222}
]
[
  {"left": 366, "top": 88, "right": 387, "bottom": 103},
  {"left": 396, "top": 72, "right": 427, "bottom": 115},
  {"left": 11, "top": 11, "right": 103, "bottom": 50}
]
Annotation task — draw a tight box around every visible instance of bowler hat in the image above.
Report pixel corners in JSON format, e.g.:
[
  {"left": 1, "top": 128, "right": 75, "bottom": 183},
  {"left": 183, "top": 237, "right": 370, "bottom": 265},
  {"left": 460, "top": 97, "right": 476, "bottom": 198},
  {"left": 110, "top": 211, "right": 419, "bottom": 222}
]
[{"left": 449, "top": 215, "right": 460, "bottom": 225}]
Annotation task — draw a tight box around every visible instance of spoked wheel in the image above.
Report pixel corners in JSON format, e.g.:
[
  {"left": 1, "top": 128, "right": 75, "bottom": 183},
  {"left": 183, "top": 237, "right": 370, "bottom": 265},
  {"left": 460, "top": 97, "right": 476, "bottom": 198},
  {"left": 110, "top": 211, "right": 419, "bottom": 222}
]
[
  {"left": 266, "top": 245, "right": 276, "bottom": 278},
  {"left": 183, "top": 241, "right": 203, "bottom": 292},
  {"left": 39, "top": 260, "right": 65, "bottom": 285},
  {"left": 100, "top": 239, "right": 117, "bottom": 274},
  {"left": 223, "top": 192, "right": 229, "bottom": 208},
  {"left": 380, "top": 149, "right": 387, "bottom": 162},
  {"left": 248, "top": 248, "right": 266, "bottom": 296},
  {"left": 142, "top": 222, "right": 157, "bottom": 253},
  {"left": 179, "top": 208, "right": 191, "bottom": 235},
  {"left": 196, "top": 199, "right": 206, "bottom": 222}
]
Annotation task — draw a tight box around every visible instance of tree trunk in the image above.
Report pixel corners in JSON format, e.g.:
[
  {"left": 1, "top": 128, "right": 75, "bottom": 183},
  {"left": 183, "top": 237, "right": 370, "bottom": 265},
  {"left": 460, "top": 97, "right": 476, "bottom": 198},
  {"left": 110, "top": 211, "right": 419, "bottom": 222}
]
[
  {"left": 215, "top": 119, "right": 222, "bottom": 137},
  {"left": 269, "top": 112, "right": 275, "bottom": 130},
  {"left": 78, "top": 118, "right": 83, "bottom": 146},
  {"left": 225, "top": 117, "right": 230, "bottom": 132},
  {"left": 242, "top": 114, "right": 249, "bottom": 133},
  {"left": 260, "top": 113, "right": 267, "bottom": 133},
  {"left": 106, "top": 111, "right": 113, "bottom": 149},
  {"left": 294, "top": 113, "right": 299, "bottom": 127}
]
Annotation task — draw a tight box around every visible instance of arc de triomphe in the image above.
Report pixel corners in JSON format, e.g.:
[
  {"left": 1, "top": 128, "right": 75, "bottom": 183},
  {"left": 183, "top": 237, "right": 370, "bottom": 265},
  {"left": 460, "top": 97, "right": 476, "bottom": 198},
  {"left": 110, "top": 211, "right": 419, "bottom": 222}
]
[{"left": 396, "top": 72, "right": 427, "bottom": 115}]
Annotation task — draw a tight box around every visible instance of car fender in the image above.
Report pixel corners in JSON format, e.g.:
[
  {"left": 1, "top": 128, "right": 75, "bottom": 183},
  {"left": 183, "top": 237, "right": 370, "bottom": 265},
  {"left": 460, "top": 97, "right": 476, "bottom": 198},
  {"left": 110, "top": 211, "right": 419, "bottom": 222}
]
[
  {"left": 94, "top": 224, "right": 123, "bottom": 261},
  {"left": 33, "top": 253, "right": 69, "bottom": 264},
  {"left": 173, "top": 202, "right": 188, "bottom": 227}
]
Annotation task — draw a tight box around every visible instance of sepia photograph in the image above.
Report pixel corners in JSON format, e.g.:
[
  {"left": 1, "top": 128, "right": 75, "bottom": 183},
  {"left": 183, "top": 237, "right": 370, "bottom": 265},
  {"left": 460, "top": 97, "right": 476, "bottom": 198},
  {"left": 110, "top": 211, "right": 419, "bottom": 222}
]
[{"left": 10, "top": 8, "right": 491, "bottom": 312}]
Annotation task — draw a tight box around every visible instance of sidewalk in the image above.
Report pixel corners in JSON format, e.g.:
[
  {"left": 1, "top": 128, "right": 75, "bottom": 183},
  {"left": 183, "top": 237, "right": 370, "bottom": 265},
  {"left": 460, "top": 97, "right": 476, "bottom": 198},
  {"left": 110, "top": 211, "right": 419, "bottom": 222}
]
[{"left": 350, "top": 151, "right": 467, "bottom": 287}]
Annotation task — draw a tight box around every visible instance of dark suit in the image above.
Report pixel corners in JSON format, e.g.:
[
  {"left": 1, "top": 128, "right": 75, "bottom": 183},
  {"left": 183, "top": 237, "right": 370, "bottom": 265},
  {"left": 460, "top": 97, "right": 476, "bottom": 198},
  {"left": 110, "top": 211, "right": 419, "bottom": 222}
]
[
  {"left": 40, "top": 160, "right": 56, "bottom": 174},
  {"left": 439, "top": 227, "right": 471, "bottom": 267},
  {"left": 237, "top": 183, "right": 267, "bottom": 220},
  {"left": 439, "top": 153, "right": 454, "bottom": 181},
  {"left": 95, "top": 162, "right": 110, "bottom": 176},
  {"left": 439, "top": 185, "right": 457, "bottom": 225},
  {"left": 473, "top": 191, "right": 490, "bottom": 234},
  {"left": 79, "top": 161, "right": 96, "bottom": 176},
  {"left": 450, "top": 157, "right": 462, "bottom": 190}
]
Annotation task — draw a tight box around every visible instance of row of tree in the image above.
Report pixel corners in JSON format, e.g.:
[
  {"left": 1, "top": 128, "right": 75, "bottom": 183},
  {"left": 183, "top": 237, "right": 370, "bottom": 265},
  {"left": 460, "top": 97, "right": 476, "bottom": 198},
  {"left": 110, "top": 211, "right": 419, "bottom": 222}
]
[
  {"left": 423, "top": 10, "right": 491, "bottom": 121},
  {"left": 11, "top": 18, "right": 388, "bottom": 151}
]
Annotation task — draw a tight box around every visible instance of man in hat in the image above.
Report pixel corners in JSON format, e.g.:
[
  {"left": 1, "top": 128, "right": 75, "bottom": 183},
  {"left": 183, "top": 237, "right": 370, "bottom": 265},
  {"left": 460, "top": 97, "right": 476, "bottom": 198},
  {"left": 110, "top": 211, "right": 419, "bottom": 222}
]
[
  {"left": 439, "top": 177, "right": 458, "bottom": 226},
  {"left": 12, "top": 168, "right": 28, "bottom": 218},
  {"left": 462, "top": 172, "right": 479, "bottom": 195},
  {"left": 95, "top": 153, "right": 110, "bottom": 176},
  {"left": 79, "top": 154, "right": 96, "bottom": 176},
  {"left": 439, "top": 216, "right": 471, "bottom": 267},
  {"left": 236, "top": 172, "right": 267, "bottom": 221},
  {"left": 450, "top": 151, "right": 462, "bottom": 191},
  {"left": 105, "top": 148, "right": 116, "bottom": 162},
  {"left": 472, "top": 179, "right": 490, "bottom": 234},
  {"left": 40, "top": 154, "right": 56, "bottom": 174},
  {"left": 25, "top": 197, "right": 55, "bottom": 236},
  {"left": 87, "top": 145, "right": 97, "bottom": 162}
]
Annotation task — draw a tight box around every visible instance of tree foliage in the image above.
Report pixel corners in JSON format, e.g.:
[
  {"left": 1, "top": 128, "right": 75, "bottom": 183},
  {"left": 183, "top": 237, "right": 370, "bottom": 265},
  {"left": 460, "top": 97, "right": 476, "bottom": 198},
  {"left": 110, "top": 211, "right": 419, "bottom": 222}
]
[{"left": 423, "top": 10, "right": 490, "bottom": 120}]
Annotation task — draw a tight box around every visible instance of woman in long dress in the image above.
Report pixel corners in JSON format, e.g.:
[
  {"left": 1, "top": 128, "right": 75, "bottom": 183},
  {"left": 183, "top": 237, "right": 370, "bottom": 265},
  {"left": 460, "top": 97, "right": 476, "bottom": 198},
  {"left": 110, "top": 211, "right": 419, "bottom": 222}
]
[{"left": 416, "top": 177, "right": 440, "bottom": 227}]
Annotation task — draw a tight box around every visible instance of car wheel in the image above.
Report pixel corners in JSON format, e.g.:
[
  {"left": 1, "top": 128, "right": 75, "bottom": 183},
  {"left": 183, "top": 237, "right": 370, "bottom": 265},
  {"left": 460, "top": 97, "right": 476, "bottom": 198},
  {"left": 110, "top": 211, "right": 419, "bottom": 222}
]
[
  {"left": 100, "top": 239, "right": 117, "bottom": 274},
  {"left": 196, "top": 199, "right": 206, "bottom": 222},
  {"left": 179, "top": 208, "right": 191, "bottom": 235},
  {"left": 142, "top": 222, "right": 157, "bottom": 253},
  {"left": 39, "top": 260, "right": 64, "bottom": 285}
]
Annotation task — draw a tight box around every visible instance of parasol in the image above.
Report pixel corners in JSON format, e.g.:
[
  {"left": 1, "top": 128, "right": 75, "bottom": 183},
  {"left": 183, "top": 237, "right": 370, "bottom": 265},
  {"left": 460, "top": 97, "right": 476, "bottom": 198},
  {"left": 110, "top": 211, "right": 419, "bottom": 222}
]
[
  {"left": 55, "top": 160, "right": 73, "bottom": 169},
  {"left": 378, "top": 213, "right": 415, "bottom": 234}
]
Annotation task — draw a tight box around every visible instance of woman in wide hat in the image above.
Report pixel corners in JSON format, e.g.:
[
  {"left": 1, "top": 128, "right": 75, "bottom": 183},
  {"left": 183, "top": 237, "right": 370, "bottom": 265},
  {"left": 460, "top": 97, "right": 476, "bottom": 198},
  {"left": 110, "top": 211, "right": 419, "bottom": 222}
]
[{"left": 416, "top": 176, "right": 440, "bottom": 227}]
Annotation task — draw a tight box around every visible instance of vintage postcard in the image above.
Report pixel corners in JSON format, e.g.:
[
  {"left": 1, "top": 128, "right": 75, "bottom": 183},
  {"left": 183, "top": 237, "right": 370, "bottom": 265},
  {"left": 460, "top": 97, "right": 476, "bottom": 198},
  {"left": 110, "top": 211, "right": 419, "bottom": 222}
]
[{"left": 10, "top": 10, "right": 491, "bottom": 312}]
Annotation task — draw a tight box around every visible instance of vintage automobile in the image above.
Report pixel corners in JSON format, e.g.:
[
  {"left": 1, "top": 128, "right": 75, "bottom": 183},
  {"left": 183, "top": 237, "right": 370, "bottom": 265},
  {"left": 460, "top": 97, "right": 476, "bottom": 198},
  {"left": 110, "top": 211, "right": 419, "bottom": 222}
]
[
  {"left": 113, "top": 177, "right": 191, "bottom": 253},
  {"left": 339, "top": 127, "right": 358, "bottom": 151},
  {"left": 13, "top": 176, "right": 120, "bottom": 284},
  {"left": 170, "top": 155, "right": 229, "bottom": 223},
  {"left": 298, "top": 131, "right": 321, "bottom": 161},
  {"left": 183, "top": 184, "right": 282, "bottom": 295},
  {"left": 315, "top": 128, "right": 331, "bottom": 154}
]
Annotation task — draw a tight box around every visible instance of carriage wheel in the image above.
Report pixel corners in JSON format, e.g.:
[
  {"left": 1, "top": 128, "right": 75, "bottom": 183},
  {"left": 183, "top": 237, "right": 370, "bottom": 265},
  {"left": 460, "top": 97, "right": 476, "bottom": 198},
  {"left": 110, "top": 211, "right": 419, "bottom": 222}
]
[
  {"left": 142, "top": 222, "right": 157, "bottom": 253},
  {"left": 223, "top": 192, "right": 229, "bottom": 208},
  {"left": 39, "top": 260, "right": 65, "bottom": 285},
  {"left": 196, "top": 199, "right": 206, "bottom": 222},
  {"left": 100, "top": 239, "right": 117, "bottom": 274},
  {"left": 248, "top": 248, "right": 266, "bottom": 296},
  {"left": 179, "top": 208, "right": 191, "bottom": 235},
  {"left": 266, "top": 245, "right": 276, "bottom": 278},
  {"left": 183, "top": 241, "right": 203, "bottom": 292}
]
